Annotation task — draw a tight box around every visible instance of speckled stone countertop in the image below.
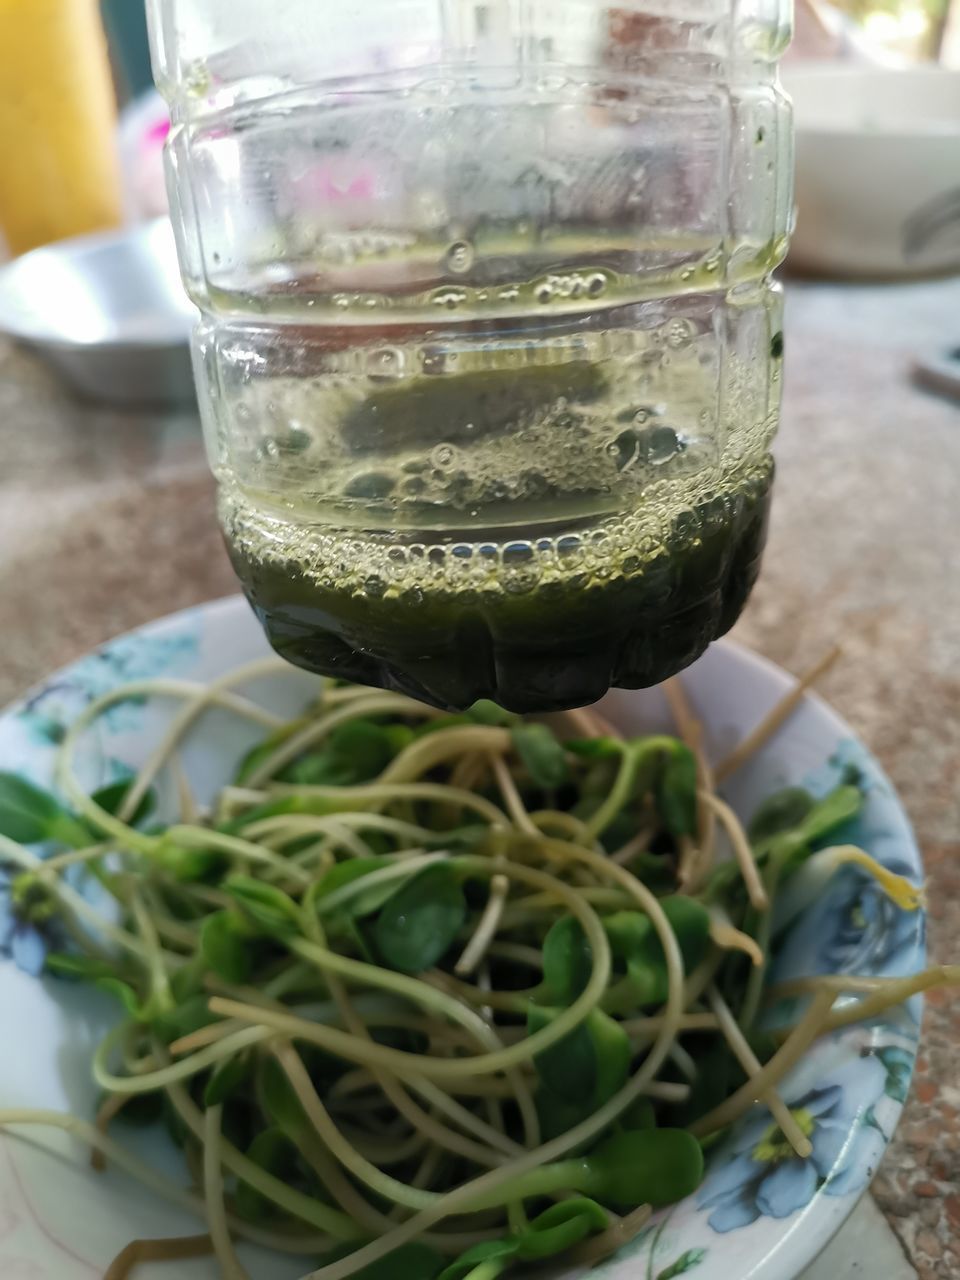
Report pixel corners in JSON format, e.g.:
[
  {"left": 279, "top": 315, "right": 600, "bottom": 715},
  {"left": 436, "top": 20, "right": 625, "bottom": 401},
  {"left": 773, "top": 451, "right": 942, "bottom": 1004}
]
[{"left": 1, "top": 278, "right": 958, "bottom": 1278}]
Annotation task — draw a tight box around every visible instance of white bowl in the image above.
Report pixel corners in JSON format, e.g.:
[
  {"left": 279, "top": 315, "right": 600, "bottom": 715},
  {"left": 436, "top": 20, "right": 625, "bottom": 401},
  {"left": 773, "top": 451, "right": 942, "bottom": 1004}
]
[
  {"left": 784, "top": 65, "right": 960, "bottom": 278},
  {"left": 0, "top": 597, "right": 925, "bottom": 1280}
]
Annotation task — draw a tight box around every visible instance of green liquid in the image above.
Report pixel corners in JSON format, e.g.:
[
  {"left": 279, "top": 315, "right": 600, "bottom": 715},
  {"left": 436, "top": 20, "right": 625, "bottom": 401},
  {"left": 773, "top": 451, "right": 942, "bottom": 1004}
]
[{"left": 223, "top": 460, "right": 773, "bottom": 712}]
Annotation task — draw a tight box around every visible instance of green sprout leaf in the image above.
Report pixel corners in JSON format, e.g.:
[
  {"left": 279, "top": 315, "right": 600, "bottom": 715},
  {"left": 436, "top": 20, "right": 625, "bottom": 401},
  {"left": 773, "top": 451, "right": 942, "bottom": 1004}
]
[
  {"left": 604, "top": 896, "right": 710, "bottom": 1006},
  {"left": 517, "top": 1198, "right": 609, "bottom": 1260},
  {"left": 90, "top": 778, "right": 157, "bottom": 827},
  {"left": 530, "top": 1006, "right": 630, "bottom": 1108},
  {"left": 529, "top": 1007, "right": 596, "bottom": 1102},
  {"left": 153, "top": 994, "right": 220, "bottom": 1045},
  {"left": 748, "top": 787, "right": 814, "bottom": 843},
  {"left": 374, "top": 863, "right": 466, "bottom": 973},
  {"left": 200, "top": 911, "right": 252, "bottom": 982},
  {"left": 225, "top": 876, "right": 301, "bottom": 937},
  {"left": 438, "top": 1239, "right": 518, "bottom": 1280},
  {"left": 233, "top": 719, "right": 309, "bottom": 784},
  {"left": 348, "top": 1243, "right": 445, "bottom": 1280},
  {"left": 581, "top": 1128, "right": 704, "bottom": 1209},
  {"left": 235, "top": 1126, "right": 300, "bottom": 1221},
  {"left": 565, "top": 737, "right": 622, "bottom": 760},
  {"left": 467, "top": 701, "right": 519, "bottom": 727},
  {"left": 220, "top": 792, "right": 348, "bottom": 834},
  {"left": 281, "top": 720, "right": 396, "bottom": 788},
  {"left": 511, "top": 723, "right": 568, "bottom": 790},
  {"left": 620, "top": 1097, "right": 656, "bottom": 1131},
  {"left": 542, "top": 915, "right": 593, "bottom": 1004},
  {"left": 258, "top": 1055, "right": 306, "bottom": 1134},
  {"left": 156, "top": 841, "right": 225, "bottom": 883},
  {"left": 311, "top": 856, "right": 406, "bottom": 923},
  {"left": 96, "top": 977, "right": 157, "bottom": 1022},
  {"left": 657, "top": 744, "right": 698, "bottom": 838},
  {"left": 45, "top": 952, "right": 116, "bottom": 981},
  {"left": 0, "top": 771, "right": 80, "bottom": 845},
  {"left": 204, "top": 1054, "right": 249, "bottom": 1106},
  {"left": 796, "top": 784, "right": 863, "bottom": 844}
]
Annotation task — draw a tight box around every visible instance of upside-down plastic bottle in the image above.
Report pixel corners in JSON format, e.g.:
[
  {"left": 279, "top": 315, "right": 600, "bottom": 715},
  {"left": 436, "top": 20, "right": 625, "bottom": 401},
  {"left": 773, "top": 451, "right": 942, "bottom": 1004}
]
[{"left": 148, "top": 0, "right": 793, "bottom": 711}]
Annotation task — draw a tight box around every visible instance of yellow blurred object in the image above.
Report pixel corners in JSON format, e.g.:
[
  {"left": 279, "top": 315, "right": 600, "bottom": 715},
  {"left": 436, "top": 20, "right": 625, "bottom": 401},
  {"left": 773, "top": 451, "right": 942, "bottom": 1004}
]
[
  {"left": 0, "top": 0, "right": 122, "bottom": 257},
  {"left": 830, "top": 0, "right": 953, "bottom": 61}
]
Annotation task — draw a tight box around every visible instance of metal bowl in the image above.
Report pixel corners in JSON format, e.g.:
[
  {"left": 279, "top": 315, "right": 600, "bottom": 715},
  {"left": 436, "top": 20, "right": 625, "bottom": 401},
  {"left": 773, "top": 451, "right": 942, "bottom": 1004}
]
[{"left": 0, "top": 219, "right": 196, "bottom": 406}]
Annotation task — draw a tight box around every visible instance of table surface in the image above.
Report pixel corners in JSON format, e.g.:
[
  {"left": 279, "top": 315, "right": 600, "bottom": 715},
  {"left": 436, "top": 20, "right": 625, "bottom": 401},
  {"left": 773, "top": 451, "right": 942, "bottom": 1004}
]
[{"left": 1, "top": 277, "right": 959, "bottom": 1279}]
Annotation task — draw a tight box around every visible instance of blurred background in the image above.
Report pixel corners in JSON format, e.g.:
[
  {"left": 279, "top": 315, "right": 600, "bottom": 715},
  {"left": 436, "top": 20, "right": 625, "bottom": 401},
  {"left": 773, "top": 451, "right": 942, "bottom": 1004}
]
[
  {"left": 0, "top": 0, "right": 958, "bottom": 262},
  {"left": 2, "top": 0, "right": 960, "bottom": 405}
]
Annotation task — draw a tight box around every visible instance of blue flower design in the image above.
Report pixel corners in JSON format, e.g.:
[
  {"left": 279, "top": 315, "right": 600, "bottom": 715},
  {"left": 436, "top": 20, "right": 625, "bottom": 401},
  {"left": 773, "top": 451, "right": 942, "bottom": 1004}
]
[
  {"left": 0, "top": 867, "right": 58, "bottom": 976},
  {"left": 18, "top": 631, "right": 198, "bottom": 743},
  {"left": 767, "top": 737, "right": 924, "bottom": 1012},
  {"left": 698, "top": 1054, "right": 887, "bottom": 1232},
  {"left": 770, "top": 853, "right": 923, "bottom": 989}
]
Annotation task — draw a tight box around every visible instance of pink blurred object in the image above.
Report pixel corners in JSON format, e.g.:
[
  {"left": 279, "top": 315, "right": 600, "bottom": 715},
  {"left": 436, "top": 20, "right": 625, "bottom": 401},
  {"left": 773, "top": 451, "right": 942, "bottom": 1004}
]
[
  {"left": 118, "top": 91, "right": 171, "bottom": 221},
  {"left": 290, "top": 161, "right": 378, "bottom": 207}
]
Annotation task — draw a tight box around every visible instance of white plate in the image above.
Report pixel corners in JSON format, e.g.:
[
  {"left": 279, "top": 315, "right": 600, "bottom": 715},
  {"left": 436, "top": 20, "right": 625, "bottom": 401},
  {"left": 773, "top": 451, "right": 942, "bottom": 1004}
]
[{"left": 0, "top": 596, "right": 925, "bottom": 1280}]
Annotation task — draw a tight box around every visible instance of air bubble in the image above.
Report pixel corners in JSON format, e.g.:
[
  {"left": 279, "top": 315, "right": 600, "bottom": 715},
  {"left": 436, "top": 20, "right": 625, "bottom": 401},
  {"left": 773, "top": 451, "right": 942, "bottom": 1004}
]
[
  {"left": 430, "top": 443, "right": 458, "bottom": 470},
  {"left": 363, "top": 575, "right": 387, "bottom": 599},
  {"left": 666, "top": 319, "right": 694, "bottom": 349},
  {"left": 626, "top": 165, "right": 648, "bottom": 206},
  {"left": 344, "top": 472, "right": 396, "bottom": 500},
  {"left": 369, "top": 347, "right": 404, "bottom": 380},
  {"left": 587, "top": 274, "right": 607, "bottom": 298},
  {"left": 646, "top": 426, "right": 684, "bottom": 466},
  {"left": 433, "top": 290, "right": 466, "bottom": 311},
  {"left": 609, "top": 429, "right": 640, "bottom": 472},
  {"left": 502, "top": 545, "right": 541, "bottom": 594},
  {"left": 503, "top": 542, "right": 534, "bottom": 563},
  {"left": 446, "top": 240, "right": 474, "bottom": 274},
  {"left": 420, "top": 347, "right": 449, "bottom": 375},
  {"left": 536, "top": 284, "right": 553, "bottom": 305}
]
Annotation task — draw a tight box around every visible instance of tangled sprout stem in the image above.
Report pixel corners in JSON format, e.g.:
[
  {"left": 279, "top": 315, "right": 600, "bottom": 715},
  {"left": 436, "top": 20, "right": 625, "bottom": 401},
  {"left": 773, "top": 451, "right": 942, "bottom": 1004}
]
[{"left": 0, "top": 652, "right": 944, "bottom": 1280}]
